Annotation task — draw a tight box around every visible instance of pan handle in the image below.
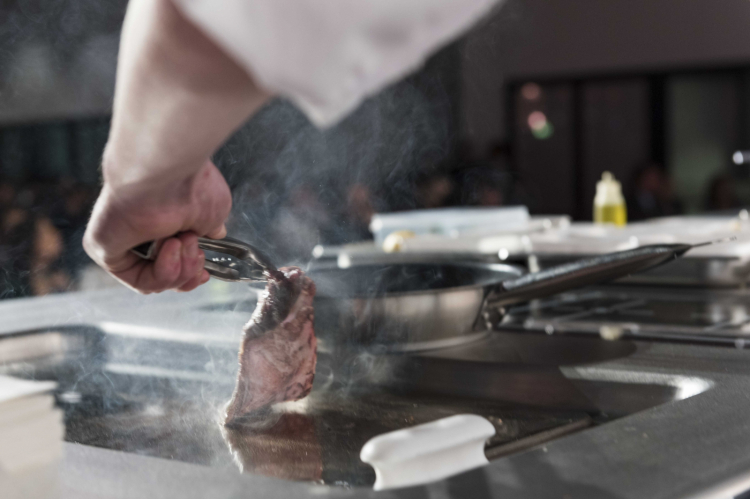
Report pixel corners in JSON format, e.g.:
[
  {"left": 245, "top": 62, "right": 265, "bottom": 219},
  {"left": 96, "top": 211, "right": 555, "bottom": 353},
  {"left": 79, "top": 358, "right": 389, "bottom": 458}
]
[{"left": 478, "top": 243, "right": 693, "bottom": 329}]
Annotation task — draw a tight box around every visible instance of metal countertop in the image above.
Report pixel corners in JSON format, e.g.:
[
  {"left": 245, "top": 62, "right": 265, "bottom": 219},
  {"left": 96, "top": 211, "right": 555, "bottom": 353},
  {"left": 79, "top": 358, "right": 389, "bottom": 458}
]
[{"left": 4, "top": 283, "right": 750, "bottom": 499}]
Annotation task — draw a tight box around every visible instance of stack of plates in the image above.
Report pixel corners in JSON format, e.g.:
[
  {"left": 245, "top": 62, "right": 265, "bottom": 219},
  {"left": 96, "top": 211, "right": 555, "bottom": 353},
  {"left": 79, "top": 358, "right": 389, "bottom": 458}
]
[{"left": 0, "top": 375, "right": 63, "bottom": 499}]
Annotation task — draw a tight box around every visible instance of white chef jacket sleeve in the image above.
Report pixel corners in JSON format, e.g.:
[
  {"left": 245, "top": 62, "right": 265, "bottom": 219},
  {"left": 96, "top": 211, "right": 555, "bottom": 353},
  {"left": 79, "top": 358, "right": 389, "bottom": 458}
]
[{"left": 172, "top": 0, "right": 500, "bottom": 128}]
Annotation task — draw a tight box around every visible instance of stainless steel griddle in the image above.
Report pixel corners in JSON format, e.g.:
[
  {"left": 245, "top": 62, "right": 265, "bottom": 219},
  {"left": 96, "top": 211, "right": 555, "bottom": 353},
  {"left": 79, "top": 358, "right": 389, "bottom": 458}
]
[
  {"left": 4, "top": 275, "right": 750, "bottom": 498},
  {"left": 1, "top": 325, "right": 598, "bottom": 487}
]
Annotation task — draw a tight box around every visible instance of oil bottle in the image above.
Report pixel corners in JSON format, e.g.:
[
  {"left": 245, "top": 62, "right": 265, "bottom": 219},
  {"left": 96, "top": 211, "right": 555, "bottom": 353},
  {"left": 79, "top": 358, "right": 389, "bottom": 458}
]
[{"left": 593, "top": 171, "right": 627, "bottom": 226}]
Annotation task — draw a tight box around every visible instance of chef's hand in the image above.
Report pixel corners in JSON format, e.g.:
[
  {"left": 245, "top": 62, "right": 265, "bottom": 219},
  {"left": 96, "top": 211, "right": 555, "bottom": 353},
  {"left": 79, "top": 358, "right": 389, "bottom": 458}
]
[
  {"left": 83, "top": 0, "right": 270, "bottom": 293},
  {"left": 83, "top": 160, "right": 230, "bottom": 293}
]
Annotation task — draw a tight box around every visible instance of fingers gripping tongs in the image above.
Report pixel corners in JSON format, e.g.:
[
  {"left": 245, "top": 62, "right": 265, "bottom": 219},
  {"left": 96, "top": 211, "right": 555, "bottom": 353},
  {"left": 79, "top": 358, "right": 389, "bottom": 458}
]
[{"left": 131, "top": 236, "right": 277, "bottom": 282}]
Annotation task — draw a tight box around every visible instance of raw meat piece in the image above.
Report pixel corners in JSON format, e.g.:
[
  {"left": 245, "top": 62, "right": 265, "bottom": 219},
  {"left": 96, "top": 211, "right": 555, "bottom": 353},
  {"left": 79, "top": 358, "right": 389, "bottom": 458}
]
[{"left": 224, "top": 267, "right": 317, "bottom": 426}]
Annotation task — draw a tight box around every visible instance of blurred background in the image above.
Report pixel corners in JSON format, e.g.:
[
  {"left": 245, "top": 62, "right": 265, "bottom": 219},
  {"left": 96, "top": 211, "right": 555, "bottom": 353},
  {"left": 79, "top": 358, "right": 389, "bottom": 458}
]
[{"left": 3, "top": 0, "right": 750, "bottom": 298}]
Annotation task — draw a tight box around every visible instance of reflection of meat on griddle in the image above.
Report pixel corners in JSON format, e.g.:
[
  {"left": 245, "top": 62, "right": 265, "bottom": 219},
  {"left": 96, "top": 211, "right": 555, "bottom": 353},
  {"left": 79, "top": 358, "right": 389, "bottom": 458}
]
[
  {"left": 224, "top": 267, "right": 317, "bottom": 425},
  {"left": 223, "top": 413, "right": 323, "bottom": 481}
]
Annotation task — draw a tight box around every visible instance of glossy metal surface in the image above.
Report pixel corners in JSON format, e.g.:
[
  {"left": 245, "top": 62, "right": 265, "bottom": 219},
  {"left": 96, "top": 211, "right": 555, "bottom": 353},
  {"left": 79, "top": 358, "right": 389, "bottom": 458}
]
[
  {"left": 538, "top": 254, "right": 750, "bottom": 287},
  {"left": 488, "top": 243, "right": 692, "bottom": 310},
  {"left": 0, "top": 321, "right": 701, "bottom": 491},
  {"left": 4, "top": 284, "right": 750, "bottom": 498},
  {"left": 307, "top": 262, "right": 522, "bottom": 348},
  {"left": 498, "top": 285, "right": 750, "bottom": 343},
  {"left": 132, "top": 236, "right": 276, "bottom": 282},
  {"left": 0, "top": 325, "right": 598, "bottom": 487},
  {"left": 307, "top": 244, "right": 689, "bottom": 348}
]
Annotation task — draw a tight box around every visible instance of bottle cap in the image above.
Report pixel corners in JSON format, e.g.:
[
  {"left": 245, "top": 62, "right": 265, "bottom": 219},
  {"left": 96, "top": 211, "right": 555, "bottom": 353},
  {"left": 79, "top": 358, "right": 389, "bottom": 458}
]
[{"left": 595, "top": 171, "right": 624, "bottom": 205}]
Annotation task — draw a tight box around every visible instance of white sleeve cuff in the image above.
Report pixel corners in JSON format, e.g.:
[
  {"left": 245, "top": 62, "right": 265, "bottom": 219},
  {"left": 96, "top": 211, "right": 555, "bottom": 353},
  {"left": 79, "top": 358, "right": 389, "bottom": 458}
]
[{"left": 173, "top": 0, "right": 500, "bottom": 128}]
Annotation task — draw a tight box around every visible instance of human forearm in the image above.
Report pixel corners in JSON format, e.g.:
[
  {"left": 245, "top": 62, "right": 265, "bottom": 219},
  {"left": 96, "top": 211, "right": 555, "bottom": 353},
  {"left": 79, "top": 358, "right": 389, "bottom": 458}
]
[
  {"left": 84, "top": 0, "right": 271, "bottom": 294},
  {"left": 104, "top": 0, "right": 271, "bottom": 191}
]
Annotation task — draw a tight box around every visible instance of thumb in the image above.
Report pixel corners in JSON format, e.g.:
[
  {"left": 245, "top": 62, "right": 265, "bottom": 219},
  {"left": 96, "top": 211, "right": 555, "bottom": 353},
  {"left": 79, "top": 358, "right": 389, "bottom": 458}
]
[{"left": 205, "top": 223, "right": 227, "bottom": 240}]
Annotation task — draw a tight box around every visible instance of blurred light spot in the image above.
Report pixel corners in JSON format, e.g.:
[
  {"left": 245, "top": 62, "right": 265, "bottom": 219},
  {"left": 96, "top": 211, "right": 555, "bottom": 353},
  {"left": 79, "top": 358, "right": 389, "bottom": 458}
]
[
  {"left": 527, "top": 111, "right": 554, "bottom": 140},
  {"left": 532, "top": 123, "right": 555, "bottom": 140},
  {"left": 675, "top": 377, "right": 713, "bottom": 400},
  {"left": 527, "top": 111, "right": 547, "bottom": 131},
  {"left": 521, "top": 82, "right": 542, "bottom": 101},
  {"left": 337, "top": 254, "right": 352, "bottom": 269},
  {"left": 59, "top": 391, "right": 82, "bottom": 404},
  {"left": 312, "top": 245, "right": 324, "bottom": 258},
  {"left": 733, "top": 151, "right": 746, "bottom": 165},
  {"left": 382, "top": 230, "right": 414, "bottom": 253},
  {"left": 498, "top": 248, "right": 509, "bottom": 260},
  {"left": 527, "top": 254, "right": 539, "bottom": 273},
  {"left": 599, "top": 325, "right": 624, "bottom": 341},
  {"left": 532, "top": 122, "right": 554, "bottom": 140}
]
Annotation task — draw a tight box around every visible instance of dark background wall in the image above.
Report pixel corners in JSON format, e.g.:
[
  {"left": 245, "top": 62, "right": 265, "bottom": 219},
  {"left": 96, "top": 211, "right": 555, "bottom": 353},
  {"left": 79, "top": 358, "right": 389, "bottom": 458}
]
[
  {"left": 460, "top": 0, "right": 750, "bottom": 218},
  {"left": 461, "top": 0, "right": 750, "bottom": 149}
]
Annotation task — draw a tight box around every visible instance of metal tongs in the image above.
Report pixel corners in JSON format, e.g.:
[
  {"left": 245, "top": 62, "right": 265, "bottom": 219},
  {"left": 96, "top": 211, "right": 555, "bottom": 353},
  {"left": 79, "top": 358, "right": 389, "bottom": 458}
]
[{"left": 131, "top": 236, "right": 277, "bottom": 282}]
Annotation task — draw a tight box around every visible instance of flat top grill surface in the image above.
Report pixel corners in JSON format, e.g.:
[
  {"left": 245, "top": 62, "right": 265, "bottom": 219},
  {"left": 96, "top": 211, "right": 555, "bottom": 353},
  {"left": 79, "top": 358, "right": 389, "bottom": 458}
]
[{"left": 60, "top": 387, "right": 589, "bottom": 487}]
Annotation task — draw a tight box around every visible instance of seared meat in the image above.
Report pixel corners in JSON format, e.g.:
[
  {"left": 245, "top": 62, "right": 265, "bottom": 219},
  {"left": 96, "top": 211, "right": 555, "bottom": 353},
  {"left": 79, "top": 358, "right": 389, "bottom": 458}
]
[{"left": 224, "top": 267, "right": 317, "bottom": 425}]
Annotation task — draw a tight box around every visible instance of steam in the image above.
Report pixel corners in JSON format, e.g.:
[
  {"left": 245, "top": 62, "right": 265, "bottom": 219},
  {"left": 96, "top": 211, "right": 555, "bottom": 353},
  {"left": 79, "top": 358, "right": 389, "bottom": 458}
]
[{"left": 216, "top": 44, "right": 461, "bottom": 266}]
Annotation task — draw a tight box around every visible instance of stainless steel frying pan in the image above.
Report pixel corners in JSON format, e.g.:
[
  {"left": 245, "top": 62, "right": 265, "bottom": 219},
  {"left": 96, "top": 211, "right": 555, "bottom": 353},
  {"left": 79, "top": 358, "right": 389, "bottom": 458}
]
[{"left": 307, "top": 243, "right": 698, "bottom": 350}]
